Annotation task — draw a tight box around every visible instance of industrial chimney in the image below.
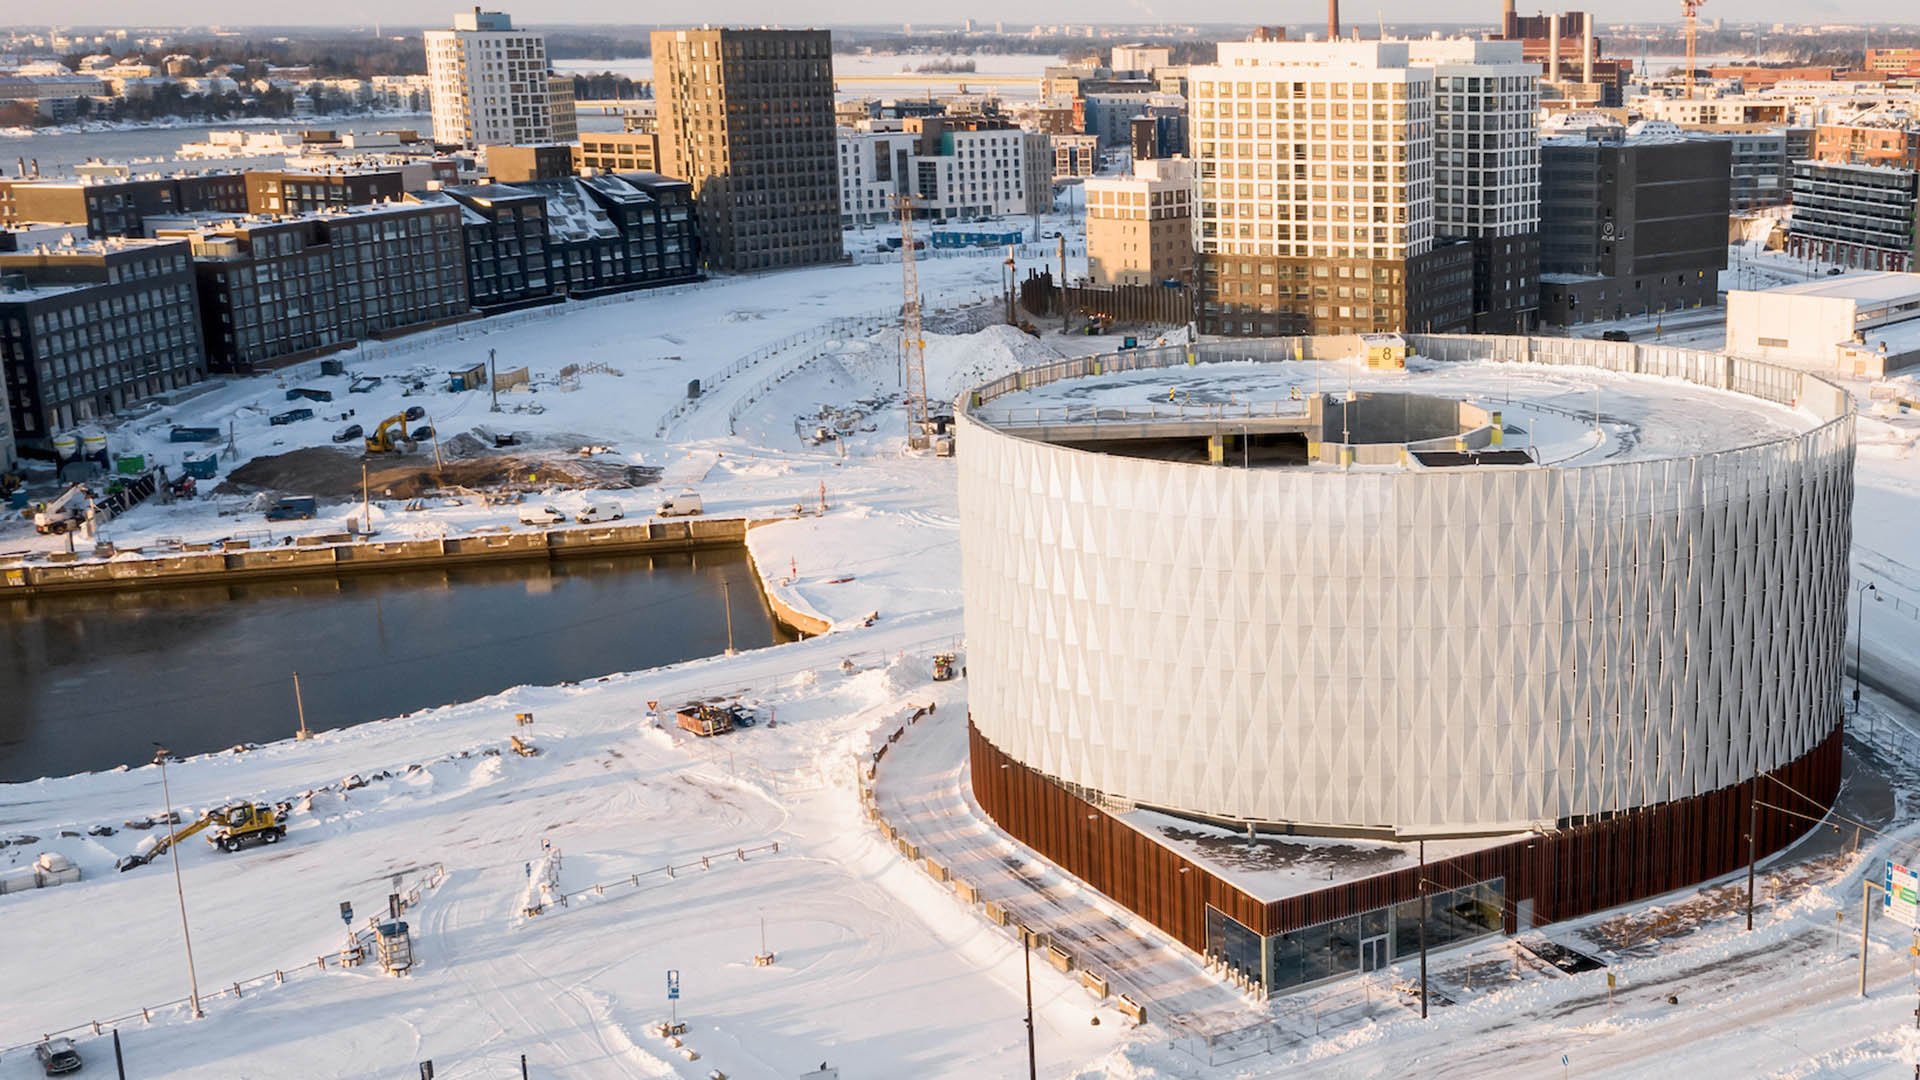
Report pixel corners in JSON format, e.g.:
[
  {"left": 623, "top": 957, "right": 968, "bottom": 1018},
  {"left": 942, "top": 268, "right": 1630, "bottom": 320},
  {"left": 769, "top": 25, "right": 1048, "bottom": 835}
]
[
  {"left": 1583, "top": 12, "right": 1595, "bottom": 83},
  {"left": 1501, "top": 0, "right": 1517, "bottom": 38},
  {"left": 1548, "top": 16, "right": 1561, "bottom": 83},
  {"left": 1328, "top": 0, "right": 1340, "bottom": 43}
]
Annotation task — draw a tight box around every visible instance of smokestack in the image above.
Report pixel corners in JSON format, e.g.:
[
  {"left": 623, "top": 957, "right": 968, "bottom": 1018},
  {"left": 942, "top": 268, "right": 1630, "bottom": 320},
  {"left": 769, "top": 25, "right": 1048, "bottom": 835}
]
[
  {"left": 1328, "top": 0, "right": 1340, "bottom": 43},
  {"left": 1548, "top": 16, "right": 1561, "bottom": 83},
  {"left": 1583, "top": 13, "right": 1595, "bottom": 83},
  {"left": 1502, "top": 0, "right": 1517, "bottom": 38}
]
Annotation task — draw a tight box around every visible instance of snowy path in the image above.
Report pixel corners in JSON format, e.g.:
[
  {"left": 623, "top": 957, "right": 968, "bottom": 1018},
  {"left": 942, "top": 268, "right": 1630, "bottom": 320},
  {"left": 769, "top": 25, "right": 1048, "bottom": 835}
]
[{"left": 872, "top": 702, "right": 1264, "bottom": 1038}]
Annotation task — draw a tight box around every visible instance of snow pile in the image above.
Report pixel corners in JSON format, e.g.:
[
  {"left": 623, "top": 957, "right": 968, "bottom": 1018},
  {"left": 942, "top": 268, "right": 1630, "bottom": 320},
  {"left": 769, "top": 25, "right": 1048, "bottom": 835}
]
[{"left": 921, "top": 323, "right": 1063, "bottom": 405}]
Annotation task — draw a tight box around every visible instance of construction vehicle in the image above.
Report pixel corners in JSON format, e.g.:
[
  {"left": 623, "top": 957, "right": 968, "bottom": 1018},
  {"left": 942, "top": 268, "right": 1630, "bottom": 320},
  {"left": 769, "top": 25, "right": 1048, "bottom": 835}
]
[
  {"left": 933, "top": 653, "right": 957, "bottom": 681},
  {"left": 115, "top": 801, "right": 289, "bottom": 871},
  {"left": 675, "top": 703, "right": 735, "bottom": 737},
  {"left": 365, "top": 413, "right": 418, "bottom": 454},
  {"left": 33, "top": 484, "right": 92, "bottom": 534}
]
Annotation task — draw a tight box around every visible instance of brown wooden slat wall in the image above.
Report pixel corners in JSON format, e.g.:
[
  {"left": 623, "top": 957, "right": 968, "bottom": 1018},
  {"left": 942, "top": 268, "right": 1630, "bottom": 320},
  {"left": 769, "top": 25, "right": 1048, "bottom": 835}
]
[{"left": 970, "top": 720, "right": 1843, "bottom": 948}]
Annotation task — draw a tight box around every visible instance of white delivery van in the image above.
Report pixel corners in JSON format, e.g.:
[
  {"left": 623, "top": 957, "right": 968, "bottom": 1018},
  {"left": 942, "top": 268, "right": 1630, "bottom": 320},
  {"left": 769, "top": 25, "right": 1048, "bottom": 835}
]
[
  {"left": 519, "top": 505, "right": 565, "bottom": 525},
  {"left": 576, "top": 502, "right": 624, "bottom": 523},
  {"left": 657, "top": 492, "right": 704, "bottom": 517}
]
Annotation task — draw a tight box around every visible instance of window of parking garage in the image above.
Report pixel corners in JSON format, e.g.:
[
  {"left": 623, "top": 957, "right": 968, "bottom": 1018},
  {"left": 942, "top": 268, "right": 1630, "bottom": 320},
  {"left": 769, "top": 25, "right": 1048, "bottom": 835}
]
[{"left": 1259, "top": 878, "right": 1505, "bottom": 994}]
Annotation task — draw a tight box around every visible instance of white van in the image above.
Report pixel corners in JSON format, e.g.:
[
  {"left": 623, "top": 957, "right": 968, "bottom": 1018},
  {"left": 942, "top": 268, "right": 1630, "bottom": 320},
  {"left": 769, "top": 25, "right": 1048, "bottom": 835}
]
[
  {"left": 657, "top": 492, "right": 704, "bottom": 517},
  {"left": 519, "top": 505, "right": 565, "bottom": 525},
  {"left": 576, "top": 502, "right": 624, "bottom": 523}
]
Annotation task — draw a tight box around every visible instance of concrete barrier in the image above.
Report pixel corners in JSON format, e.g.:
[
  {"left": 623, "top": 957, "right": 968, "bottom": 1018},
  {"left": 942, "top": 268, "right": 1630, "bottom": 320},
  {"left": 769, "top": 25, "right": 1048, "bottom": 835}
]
[
  {"left": 954, "top": 879, "right": 978, "bottom": 904},
  {"left": 1116, "top": 994, "right": 1146, "bottom": 1025},
  {"left": 4, "top": 518, "right": 762, "bottom": 597},
  {"left": 1080, "top": 970, "right": 1109, "bottom": 999},
  {"left": 1045, "top": 944, "right": 1073, "bottom": 973},
  {"left": 924, "top": 858, "right": 949, "bottom": 883},
  {"left": 984, "top": 901, "right": 1009, "bottom": 926},
  {"left": 895, "top": 838, "right": 919, "bottom": 860}
]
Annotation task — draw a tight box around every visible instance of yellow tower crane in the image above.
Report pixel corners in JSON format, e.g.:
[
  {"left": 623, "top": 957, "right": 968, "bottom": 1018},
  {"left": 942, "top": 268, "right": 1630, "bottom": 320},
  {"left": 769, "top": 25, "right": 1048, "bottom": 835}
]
[{"left": 1684, "top": 0, "right": 1708, "bottom": 100}]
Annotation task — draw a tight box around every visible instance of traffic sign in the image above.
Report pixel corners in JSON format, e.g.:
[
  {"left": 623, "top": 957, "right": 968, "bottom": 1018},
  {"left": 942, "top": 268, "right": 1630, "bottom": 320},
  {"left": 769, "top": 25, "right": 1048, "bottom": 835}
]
[
  {"left": 340, "top": 901, "right": 354, "bottom": 926},
  {"left": 1886, "top": 860, "right": 1920, "bottom": 927},
  {"left": 667, "top": 969, "right": 681, "bottom": 1001}
]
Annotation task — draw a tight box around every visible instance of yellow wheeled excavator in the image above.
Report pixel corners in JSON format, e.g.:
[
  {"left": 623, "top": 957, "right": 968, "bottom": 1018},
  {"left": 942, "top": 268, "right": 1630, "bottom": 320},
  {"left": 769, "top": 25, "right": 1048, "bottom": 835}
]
[{"left": 116, "top": 802, "right": 289, "bottom": 871}]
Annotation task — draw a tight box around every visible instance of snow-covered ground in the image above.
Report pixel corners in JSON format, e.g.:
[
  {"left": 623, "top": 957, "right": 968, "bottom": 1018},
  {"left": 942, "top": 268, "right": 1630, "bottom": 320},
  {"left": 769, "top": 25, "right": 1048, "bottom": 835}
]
[{"left": 8, "top": 240, "right": 1920, "bottom": 1079}]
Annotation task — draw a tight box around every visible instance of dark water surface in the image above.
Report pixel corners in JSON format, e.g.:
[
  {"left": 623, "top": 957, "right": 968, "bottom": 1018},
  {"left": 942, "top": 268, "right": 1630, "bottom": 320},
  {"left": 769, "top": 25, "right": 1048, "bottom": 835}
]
[{"left": 0, "top": 548, "right": 788, "bottom": 781}]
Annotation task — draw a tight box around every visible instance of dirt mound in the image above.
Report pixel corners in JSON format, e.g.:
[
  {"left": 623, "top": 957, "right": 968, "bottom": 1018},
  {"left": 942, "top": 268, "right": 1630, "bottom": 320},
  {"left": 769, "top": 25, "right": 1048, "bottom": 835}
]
[{"left": 217, "top": 446, "right": 661, "bottom": 500}]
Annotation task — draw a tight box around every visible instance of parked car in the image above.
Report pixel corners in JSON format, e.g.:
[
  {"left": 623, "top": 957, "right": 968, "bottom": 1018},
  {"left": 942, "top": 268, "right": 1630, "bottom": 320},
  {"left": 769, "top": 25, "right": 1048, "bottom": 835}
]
[
  {"left": 576, "top": 502, "right": 624, "bottom": 523},
  {"left": 332, "top": 424, "right": 364, "bottom": 443},
  {"left": 410, "top": 425, "right": 435, "bottom": 442},
  {"left": 36, "top": 1037, "right": 82, "bottom": 1074},
  {"left": 270, "top": 408, "right": 314, "bottom": 426},
  {"left": 404, "top": 405, "right": 427, "bottom": 422},
  {"left": 1600, "top": 330, "right": 1632, "bottom": 342},
  {"left": 657, "top": 492, "right": 704, "bottom": 517},
  {"left": 519, "top": 505, "right": 565, "bottom": 525}
]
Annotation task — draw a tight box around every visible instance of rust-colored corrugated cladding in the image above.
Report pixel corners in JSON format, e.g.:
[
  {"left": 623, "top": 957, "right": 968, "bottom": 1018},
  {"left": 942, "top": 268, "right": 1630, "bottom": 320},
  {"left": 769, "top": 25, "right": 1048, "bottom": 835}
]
[{"left": 970, "top": 720, "right": 1841, "bottom": 950}]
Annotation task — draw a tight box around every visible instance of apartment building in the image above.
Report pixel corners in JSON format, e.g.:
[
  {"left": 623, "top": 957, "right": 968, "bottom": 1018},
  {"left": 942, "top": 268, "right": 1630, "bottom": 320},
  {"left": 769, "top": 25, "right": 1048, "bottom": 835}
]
[
  {"left": 1537, "top": 134, "right": 1730, "bottom": 324},
  {"left": 1787, "top": 160, "right": 1919, "bottom": 271},
  {"left": 244, "top": 167, "right": 408, "bottom": 216},
  {"left": 652, "top": 28, "right": 841, "bottom": 271},
  {"left": 1410, "top": 38, "right": 1541, "bottom": 332},
  {"left": 548, "top": 73, "right": 578, "bottom": 143},
  {"left": 421, "top": 184, "right": 554, "bottom": 311},
  {"left": 157, "top": 202, "right": 469, "bottom": 373},
  {"left": 425, "top": 8, "right": 554, "bottom": 147},
  {"left": 514, "top": 173, "right": 700, "bottom": 296},
  {"left": 1814, "top": 121, "right": 1920, "bottom": 171},
  {"left": 837, "top": 118, "right": 1049, "bottom": 226},
  {"left": 0, "top": 237, "right": 205, "bottom": 448},
  {"left": 576, "top": 131, "right": 662, "bottom": 174},
  {"left": 1085, "top": 157, "right": 1194, "bottom": 286},
  {"left": 1189, "top": 40, "right": 1473, "bottom": 337},
  {"left": 0, "top": 173, "right": 247, "bottom": 236},
  {"left": 1053, "top": 133, "right": 1099, "bottom": 179}
]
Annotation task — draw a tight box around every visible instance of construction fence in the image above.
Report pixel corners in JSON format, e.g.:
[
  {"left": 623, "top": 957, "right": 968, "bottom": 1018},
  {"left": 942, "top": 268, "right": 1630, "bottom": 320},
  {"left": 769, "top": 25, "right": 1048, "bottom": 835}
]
[
  {"left": 0, "top": 862, "right": 447, "bottom": 1065},
  {"left": 1019, "top": 270, "right": 1196, "bottom": 327}
]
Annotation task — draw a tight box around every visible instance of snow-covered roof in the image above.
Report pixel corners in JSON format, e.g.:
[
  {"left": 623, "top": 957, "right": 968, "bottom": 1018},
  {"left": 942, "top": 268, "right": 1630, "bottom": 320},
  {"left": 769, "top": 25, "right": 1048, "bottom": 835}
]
[{"left": 1749, "top": 270, "right": 1920, "bottom": 305}]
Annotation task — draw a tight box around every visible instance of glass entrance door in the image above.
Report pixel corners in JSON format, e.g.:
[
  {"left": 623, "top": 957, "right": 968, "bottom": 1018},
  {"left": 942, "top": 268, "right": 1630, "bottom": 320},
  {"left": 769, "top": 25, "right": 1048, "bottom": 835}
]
[{"left": 1360, "top": 934, "right": 1390, "bottom": 973}]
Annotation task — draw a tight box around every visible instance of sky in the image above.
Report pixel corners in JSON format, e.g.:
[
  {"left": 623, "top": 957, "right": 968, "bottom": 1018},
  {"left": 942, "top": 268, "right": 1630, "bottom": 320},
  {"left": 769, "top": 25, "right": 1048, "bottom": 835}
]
[{"left": 28, "top": 0, "right": 1915, "bottom": 32}]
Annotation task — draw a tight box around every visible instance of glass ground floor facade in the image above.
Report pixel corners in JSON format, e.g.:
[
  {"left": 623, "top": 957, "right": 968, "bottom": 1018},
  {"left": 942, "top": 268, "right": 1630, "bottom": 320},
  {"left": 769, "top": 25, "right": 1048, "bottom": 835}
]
[{"left": 1207, "top": 878, "right": 1506, "bottom": 994}]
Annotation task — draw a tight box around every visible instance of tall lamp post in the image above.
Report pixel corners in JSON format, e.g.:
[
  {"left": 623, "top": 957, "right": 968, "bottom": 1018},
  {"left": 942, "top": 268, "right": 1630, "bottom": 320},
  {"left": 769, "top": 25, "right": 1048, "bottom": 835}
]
[
  {"left": 1853, "top": 581, "right": 1878, "bottom": 713},
  {"left": 154, "top": 744, "right": 204, "bottom": 1019}
]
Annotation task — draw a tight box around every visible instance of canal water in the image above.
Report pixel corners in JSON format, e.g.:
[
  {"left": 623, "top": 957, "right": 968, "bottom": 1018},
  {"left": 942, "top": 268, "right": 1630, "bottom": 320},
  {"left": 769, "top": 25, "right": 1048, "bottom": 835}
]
[{"left": 0, "top": 549, "right": 790, "bottom": 782}]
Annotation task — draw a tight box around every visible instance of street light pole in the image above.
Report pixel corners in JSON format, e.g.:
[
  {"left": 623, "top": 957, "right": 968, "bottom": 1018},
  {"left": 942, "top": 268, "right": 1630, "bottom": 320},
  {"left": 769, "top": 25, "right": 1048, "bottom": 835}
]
[
  {"left": 153, "top": 744, "right": 203, "bottom": 1019},
  {"left": 1023, "top": 938, "right": 1038, "bottom": 1080},
  {"left": 1854, "top": 582, "right": 1877, "bottom": 713}
]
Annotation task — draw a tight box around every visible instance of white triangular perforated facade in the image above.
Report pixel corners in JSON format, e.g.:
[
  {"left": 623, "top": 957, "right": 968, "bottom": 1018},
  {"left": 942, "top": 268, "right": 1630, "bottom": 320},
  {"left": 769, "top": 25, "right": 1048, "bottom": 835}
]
[{"left": 957, "top": 340, "right": 1854, "bottom": 836}]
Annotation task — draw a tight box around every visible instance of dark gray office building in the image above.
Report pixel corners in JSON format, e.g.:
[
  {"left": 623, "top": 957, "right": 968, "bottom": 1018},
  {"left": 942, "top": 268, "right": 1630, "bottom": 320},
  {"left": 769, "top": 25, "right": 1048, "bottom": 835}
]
[{"left": 1537, "top": 135, "right": 1730, "bottom": 326}]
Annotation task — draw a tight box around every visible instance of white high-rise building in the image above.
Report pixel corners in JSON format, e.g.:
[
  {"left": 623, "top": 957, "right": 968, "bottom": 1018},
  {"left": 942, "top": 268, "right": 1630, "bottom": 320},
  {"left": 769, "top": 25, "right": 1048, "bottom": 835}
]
[
  {"left": 835, "top": 120, "right": 1053, "bottom": 226},
  {"left": 1407, "top": 39, "right": 1541, "bottom": 330},
  {"left": 1189, "top": 38, "right": 1539, "bottom": 336},
  {"left": 425, "top": 8, "right": 554, "bottom": 147}
]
